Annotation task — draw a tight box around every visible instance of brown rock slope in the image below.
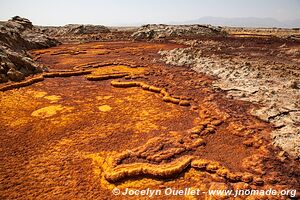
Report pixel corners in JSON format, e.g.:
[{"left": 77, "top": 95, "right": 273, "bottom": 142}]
[
  {"left": 0, "top": 16, "right": 59, "bottom": 83},
  {"left": 0, "top": 41, "right": 299, "bottom": 199}
]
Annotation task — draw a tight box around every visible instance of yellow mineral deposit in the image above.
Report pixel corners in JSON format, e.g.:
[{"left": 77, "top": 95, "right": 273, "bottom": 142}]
[
  {"left": 105, "top": 156, "right": 194, "bottom": 182},
  {"left": 98, "top": 105, "right": 112, "bottom": 112},
  {"left": 31, "top": 105, "right": 72, "bottom": 118},
  {"left": 96, "top": 96, "right": 113, "bottom": 100},
  {"left": 92, "top": 65, "right": 145, "bottom": 76},
  {"left": 44, "top": 95, "right": 61, "bottom": 103},
  {"left": 32, "top": 91, "right": 47, "bottom": 98}
]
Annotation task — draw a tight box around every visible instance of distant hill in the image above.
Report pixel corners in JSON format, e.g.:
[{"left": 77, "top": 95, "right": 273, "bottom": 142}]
[{"left": 172, "top": 17, "right": 300, "bottom": 28}]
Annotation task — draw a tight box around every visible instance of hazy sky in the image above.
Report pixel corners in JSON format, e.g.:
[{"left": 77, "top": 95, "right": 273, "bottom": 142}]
[{"left": 0, "top": 0, "right": 300, "bottom": 26}]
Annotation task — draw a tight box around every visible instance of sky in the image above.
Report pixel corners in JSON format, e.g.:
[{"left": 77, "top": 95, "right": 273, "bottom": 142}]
[{"left": 0, "top": 0, "right": 300, "bottom": 26}]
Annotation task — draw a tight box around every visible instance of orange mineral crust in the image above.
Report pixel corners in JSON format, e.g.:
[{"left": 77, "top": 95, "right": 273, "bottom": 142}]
[{"left": 0, "top": 41, "right": 299, "bottom": 199}]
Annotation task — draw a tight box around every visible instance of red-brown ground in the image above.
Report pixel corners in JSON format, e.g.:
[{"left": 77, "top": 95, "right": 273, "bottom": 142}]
[{"left": 0, "top": 41, "right": 299, "bottom": 199}]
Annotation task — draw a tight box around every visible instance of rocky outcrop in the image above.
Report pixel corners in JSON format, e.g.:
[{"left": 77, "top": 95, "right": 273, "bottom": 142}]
[
  {"left": 41, "top": 24, "right": 110, "bottom": 36},
  {"left": 159, "top": 47, "right": 300, "bottom": 159},
  {"left": 0, "top": 16, "right": 59, "bottom": 83},
  {"left": 39, "top": 24, "right": 111, "bottom": 43},
  {"left": 1, "top": 16, "right": 58, "bottom": 50},
  {"left": 132, "top": 24, "right": 226, "bottom": 41},
  {"left": 0, "top": 48, "right": 43, "bottom": 82}
]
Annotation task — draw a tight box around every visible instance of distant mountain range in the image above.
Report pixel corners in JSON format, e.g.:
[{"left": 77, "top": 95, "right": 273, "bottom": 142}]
[{"left": 170, "top": 17, "right": 300, "bottom": 28}]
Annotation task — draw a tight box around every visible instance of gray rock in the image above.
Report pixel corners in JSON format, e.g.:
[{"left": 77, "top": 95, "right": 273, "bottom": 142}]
[
  {"left": 7, "top": 68, "right": 25, "bottom": 81},
  {"left": 0, "top": 74, "right": 9, "bottom": 83},
  {"left": 132, "top": 24, "right": 226, "bottom": 41},
  {"left": 289, "top": 80, "right": 299, "bottom": 89},
  {"left": 38, "top": 24, "right": 111, "bottom": 42},
  {"left": 0, "top": 65, "right": 6, "bottom": 73},
  {"left": 0, "top": 16, "right": 59, "bottom": 83}
]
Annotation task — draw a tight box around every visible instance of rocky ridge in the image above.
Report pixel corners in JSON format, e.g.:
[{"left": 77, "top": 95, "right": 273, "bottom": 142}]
[
  {"left": 38, "top": 24, "right": 138, "bottom": 43},
  {"left": 0, "top": 16, "right": 59, "bottom": 83},
  {"left": 132, "top": 24, "right": 225, "bottom": 40},
  {"left": 39, "top": 24, "right": 111, "bottom": 42}
]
